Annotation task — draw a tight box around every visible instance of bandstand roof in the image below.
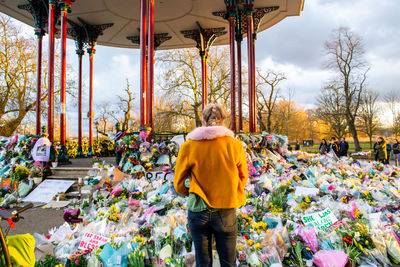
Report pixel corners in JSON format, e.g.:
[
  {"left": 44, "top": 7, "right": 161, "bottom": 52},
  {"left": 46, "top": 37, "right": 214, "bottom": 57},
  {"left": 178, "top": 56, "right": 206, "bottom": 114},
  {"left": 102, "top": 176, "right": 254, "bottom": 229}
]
[{"left": 0, "top": 0, "right": 304, "bottom": 50}]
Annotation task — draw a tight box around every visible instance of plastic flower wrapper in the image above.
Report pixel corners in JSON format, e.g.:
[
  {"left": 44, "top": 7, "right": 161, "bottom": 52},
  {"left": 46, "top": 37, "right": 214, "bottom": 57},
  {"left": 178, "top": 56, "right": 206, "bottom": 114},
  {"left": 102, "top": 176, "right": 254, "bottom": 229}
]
[
  {"left": 384, "top": 229, "right": 400, "bottom": 264},
  {"left": 296, "top": 226, "right": 319, "bottom": 253},
  {"left": 368, "top": 232, "right": 391, "bottom": 267},
  {"left": 312, "top": 250, "right": 348, "bottom": 267},
  {"left": 139, "top": 142, "right": 152, "bottom": 162},
  {"left": 260, "top": 229, "right": 288, "bottom": 262}
]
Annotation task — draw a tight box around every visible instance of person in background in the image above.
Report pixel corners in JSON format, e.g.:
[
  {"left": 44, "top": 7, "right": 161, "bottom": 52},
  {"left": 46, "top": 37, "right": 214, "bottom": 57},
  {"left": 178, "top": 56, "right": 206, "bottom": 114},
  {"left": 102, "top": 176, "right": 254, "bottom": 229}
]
[
  {"left": 319, "top": 139, "right": 328, "bottom": 155},
  {"left": 375, "top": 136, "right": 387, "bottom": 164},
  {"left": 295, "top": 140, "right": 301, "bottom": 151},
  {"left": 373, "top": 140, "right": 379, "bottom": 161},
  {"left": 339, "top": 137, "right": 349, "bottom": 157},
  {"left": 393, "top": 139, "right": 400, "bottom": 167},
  {"left": 174, "top": 103, "right": 248, "bottom": 267},
  {"left": 328, "top": 137, "right": 340, "bottom": 157},
  {"left": 386, "top": 139, "right": 392, "bottom": 164}
]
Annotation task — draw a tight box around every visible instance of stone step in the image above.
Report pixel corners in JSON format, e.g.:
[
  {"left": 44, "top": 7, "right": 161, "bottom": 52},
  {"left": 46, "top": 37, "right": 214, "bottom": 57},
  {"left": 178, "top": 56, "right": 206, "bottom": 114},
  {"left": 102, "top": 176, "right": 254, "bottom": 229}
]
[
  {"left": 46, "top": 175, "right": 80, "bottom": 180},
  {"left": 51, "top": 167, "right": 96, "bottom": 177}
]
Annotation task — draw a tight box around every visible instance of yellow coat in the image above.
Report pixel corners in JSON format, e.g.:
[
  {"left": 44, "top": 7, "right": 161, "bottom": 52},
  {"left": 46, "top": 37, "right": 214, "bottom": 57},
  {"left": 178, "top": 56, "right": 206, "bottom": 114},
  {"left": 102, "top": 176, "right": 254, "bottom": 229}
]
[{"left": 174, "top": 126, "right": 248, "bottom": 209}]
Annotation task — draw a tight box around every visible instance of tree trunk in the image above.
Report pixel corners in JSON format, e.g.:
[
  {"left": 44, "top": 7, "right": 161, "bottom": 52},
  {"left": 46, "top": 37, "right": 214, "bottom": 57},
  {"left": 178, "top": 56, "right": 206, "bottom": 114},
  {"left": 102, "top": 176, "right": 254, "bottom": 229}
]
[
  {"left": 349, "top": 121, "right": 361, "bottom": 151},
  {"left": 369, "top": 136, "right": 372, "bottom": 149},
  {"left": 0, "top": 116, "right": 25, "bottom": 136},
  {"left": 267, "top": 111, "right": 272, "bottom": 133},
  {"left": 193, "top": 105, "right": 201, "bottom": 127},
  {"left": 258, "top": 110, "right": 266, "bottom": 131}
]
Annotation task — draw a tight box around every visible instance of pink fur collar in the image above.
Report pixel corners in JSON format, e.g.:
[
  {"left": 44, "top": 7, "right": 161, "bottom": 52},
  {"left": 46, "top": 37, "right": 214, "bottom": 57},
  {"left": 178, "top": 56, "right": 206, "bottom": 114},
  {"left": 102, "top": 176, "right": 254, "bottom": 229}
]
[{"left": 186, "top": 126, "right": 234, "bottom": 141}]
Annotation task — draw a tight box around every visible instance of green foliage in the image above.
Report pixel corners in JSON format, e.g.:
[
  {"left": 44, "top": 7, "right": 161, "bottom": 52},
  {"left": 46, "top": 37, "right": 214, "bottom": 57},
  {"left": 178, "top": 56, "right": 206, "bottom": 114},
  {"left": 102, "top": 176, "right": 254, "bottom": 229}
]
[{"left": 34, "top": 255, "right": 61, "bottom": 267}]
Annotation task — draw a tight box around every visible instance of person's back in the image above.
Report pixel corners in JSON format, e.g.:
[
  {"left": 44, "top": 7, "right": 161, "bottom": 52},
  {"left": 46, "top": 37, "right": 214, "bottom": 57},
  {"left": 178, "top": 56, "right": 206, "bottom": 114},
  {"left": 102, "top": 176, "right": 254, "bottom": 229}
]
[
  {"left": 174, "top": 104, "right": 248, "bottom": 267},
  {"left": 175, "top": 128, "right": 247, "bottom": 208}
]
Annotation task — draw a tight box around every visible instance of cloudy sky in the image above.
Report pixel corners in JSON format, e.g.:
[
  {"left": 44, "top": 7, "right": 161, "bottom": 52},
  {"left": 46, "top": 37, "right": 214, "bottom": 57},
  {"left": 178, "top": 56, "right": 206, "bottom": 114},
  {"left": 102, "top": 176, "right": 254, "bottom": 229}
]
[{"left": 12, "top": 0, "right": 400, "bottom": 135}]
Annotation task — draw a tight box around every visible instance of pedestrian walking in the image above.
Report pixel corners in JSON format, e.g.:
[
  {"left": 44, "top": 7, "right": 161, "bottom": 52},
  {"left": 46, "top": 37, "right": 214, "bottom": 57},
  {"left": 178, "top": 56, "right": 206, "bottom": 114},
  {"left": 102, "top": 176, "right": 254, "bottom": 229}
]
[
  {"left": 386, "top": 139, "right": 392, "bottom": 164},
  {"left": 319, "top": 139, "right": 328, "bottom": 155},
  {"left": 328, "top": 137, "right": 340, "bottom": 157},
  {"left": 339, "top": 137, "right": 349, "bottom": 157},
  {"left": 393, "top": 139, "right": 400, "bottom": 167},
  {"left": 174, "top": 103, "right": 248, "bottom": 267},
  {"left": 375, "top": 137, "right": 387, "bottom": 164}
]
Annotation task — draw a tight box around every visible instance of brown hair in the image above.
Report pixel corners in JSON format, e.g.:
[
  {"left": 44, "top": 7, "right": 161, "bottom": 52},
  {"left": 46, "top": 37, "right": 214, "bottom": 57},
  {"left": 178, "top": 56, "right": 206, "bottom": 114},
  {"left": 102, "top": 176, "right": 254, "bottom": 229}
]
[{"left": 202, "top": 103, "right": 227, "bottom": 126}]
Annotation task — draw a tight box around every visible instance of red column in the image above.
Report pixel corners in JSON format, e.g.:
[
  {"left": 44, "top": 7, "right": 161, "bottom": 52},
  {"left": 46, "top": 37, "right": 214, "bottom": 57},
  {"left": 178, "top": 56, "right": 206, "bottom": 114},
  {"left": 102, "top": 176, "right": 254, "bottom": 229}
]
[
  {"left": 251, "top": 33, "right": 256, "bottom": 132},
  {"left": 59, "top": 5, "right": 68, "bottom": 146},
  {"left": 147, "top": 0, "right": 154, "bottom": 129},
  {"left": 200, "top": 51, "right": 208, "bottom": 109},
  {"left": 35, "top": 29, "right": 44, "bottom": 136},
  {"left": 87, "top": 47, "right": 95, "bottom": 147},
  {"left": 140, "top": 0, "right": 148, "bottom": 126},
  {"left": 47, "top": 1, "right": 55, "bottom": 142},
  {"left": 77, "top": 50, "right": 84, "bottom": 148},
  {"left": 246, "top": 9, "right": 256, "bottom": 132},
  {"left": 236, "top": 37, "right": 243, "bottom": 131},
  {"left": 228, "top": 15, "right": 236, "bottom": 132}
]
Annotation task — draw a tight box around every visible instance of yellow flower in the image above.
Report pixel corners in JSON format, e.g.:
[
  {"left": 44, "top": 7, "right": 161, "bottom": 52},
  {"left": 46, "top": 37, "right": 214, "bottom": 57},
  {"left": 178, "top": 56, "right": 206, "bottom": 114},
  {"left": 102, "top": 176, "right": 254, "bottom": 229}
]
[
  {"left": 255, "top": 243, "right": 261, "bottom": 250},
  {"left": 246, "top": 240, "right": 254, "bottom": 246}
]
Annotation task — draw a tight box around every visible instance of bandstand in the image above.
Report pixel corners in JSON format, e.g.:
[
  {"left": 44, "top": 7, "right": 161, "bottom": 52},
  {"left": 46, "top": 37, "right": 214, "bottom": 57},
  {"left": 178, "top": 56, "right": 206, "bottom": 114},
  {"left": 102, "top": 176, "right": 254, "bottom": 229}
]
[{"left": 0, "top": 0, "right": 304, "bottom": 161}]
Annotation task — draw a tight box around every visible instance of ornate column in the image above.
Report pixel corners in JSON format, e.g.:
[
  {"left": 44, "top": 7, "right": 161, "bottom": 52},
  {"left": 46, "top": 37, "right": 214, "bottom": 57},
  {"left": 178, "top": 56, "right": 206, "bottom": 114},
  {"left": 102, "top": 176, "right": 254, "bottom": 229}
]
[
  {"left": 244, "top": 2, "right": 255, "bottom": 132},
  {"left": 217, "top": 4, "right": 279, "bottom": 132},
  {"left": 58, "top": 0, "right": 71, "bottom": 164},
  {"left": 147, "top": 0, "right": 154, "bottom": 129},
  {"left": 236, "top": 31, "right": 243, "bottom": 131},
  {"left": 68, "top": 20, "right": 87, "bottom": 157},
  {"left": 47, "top": 0, "right": 56, "bottom": 142},
  {"left": 181, "top": 24, "right": 226, "bottom": 110},
  {"left": 87, "top": 46, "right": 94, "bottom": 155},
  {"left": 140, "top": 0, "right": 148, "bottom": 126},
  {"left": 78, "top": 18, "right": 113, "bottom": 155}
]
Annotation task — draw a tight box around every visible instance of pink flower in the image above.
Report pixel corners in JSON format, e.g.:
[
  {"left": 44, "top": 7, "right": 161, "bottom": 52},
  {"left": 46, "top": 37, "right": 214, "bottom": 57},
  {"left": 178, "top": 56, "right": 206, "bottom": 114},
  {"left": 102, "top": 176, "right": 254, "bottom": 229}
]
[{"left": 75, "top": 260, "right": 79, "bottom": 264}]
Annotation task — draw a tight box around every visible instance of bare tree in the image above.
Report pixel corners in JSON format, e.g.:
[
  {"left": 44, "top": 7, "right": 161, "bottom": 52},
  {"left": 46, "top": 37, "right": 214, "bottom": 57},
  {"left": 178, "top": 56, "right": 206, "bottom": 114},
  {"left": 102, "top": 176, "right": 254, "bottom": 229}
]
[
  {"left": 384, "top": 90, "right": 400, "bottom": 137},
  {"left": 358, "top": 89, "right": 381, "bottom": 148},
  {"left": 324, "top": 27, "right": 369, "bottom": 151},
  {"left": 256, "top": 69, "right": 286, "bottom": 133},
  {"left": 116, "top": 79, "right": 135, "bottom": 132},
  {"left": 157, "top": 47, "right": 232, "bottom": 127},
  {"left": 316, "top": 85, "right": 348, "bottom": 140},
  {"left": 95, "top": 101, "right": 116, "bottom": 136}
]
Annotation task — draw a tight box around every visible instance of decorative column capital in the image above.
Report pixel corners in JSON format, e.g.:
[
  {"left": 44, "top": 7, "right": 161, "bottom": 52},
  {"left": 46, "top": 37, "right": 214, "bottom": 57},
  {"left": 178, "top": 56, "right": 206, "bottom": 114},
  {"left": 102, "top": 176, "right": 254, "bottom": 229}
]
[
  {"left": 87, "top": 47, "right": 96, "bottom": 56},
  {"left": 34, "top": 28, "right": 46, "bottom": 38},
  {"left": 58, "top": 0, "right": 72, "bottom": 12},
  {"left": 76, "top": 49, "right": 85, "bottom": 57},
  {"left": 181, "top": 23, "right": 226, "bottom": 54}
]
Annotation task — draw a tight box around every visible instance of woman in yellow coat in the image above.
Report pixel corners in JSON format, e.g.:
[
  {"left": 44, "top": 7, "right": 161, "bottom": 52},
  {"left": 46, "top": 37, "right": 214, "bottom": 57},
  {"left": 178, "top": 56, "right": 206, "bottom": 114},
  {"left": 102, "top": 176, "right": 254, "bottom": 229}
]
[{"left": 174, "top": 104, "right": 248, "bottom": 267}]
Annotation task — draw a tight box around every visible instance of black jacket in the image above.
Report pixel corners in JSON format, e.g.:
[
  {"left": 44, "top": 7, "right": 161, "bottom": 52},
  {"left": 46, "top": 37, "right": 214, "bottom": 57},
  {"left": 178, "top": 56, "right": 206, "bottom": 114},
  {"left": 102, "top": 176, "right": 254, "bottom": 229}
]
[
  {"left": 393, "top": 143, "right": 400, "bottom": 154},
  {"left": 328, "top": 142, "right": 340, "bottom": 156}
]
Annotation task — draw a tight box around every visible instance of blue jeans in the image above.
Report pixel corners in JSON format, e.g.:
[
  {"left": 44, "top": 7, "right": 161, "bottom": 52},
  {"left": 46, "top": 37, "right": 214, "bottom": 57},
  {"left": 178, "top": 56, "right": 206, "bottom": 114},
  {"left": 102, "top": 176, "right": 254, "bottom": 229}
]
[{"left": 188, "top": 209, "right": 237, "bottom": 267}]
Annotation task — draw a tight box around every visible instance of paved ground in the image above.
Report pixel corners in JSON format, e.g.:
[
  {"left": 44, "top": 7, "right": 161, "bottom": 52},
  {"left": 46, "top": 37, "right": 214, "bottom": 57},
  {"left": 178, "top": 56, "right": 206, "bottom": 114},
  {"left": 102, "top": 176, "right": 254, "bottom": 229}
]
[
  {"left": 1, "top": 157, "right": 116, "bottom": 237},
  {"left": 1, "top": 207, "right": 64, "bottom": 236}
]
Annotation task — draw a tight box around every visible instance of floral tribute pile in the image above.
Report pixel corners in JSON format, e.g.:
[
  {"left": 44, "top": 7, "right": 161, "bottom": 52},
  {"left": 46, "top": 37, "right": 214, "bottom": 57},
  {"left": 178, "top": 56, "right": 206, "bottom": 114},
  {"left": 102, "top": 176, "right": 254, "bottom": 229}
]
[{"left": 23, "top": 132, "right": 400, "bottom": 266}]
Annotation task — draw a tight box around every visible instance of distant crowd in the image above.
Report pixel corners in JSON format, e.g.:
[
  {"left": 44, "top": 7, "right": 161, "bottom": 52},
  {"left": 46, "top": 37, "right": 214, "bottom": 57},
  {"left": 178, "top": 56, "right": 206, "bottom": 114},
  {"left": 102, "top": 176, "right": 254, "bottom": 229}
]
[{"left": 289, "top": 137, "right": 400, "bottom": 167}]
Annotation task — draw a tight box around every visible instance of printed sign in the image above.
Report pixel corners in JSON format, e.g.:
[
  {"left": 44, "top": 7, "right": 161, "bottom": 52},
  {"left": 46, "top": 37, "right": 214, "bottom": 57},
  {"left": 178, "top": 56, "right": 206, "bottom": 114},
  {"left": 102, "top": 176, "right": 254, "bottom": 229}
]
[
  {"left": 145, "top": 171, "right": 174, "bottom": 181},
  {"left": 31, "top": 137, "right": 51, "bottom": 162},
  {"left": 302, "top": 208, "right": 338, "bottom": 231},
  {"left": 78, "top": 232, "right": 110, "bottom": 250},
  {"left": 23, "top": 180, "right": 75, "bottom": 203}
]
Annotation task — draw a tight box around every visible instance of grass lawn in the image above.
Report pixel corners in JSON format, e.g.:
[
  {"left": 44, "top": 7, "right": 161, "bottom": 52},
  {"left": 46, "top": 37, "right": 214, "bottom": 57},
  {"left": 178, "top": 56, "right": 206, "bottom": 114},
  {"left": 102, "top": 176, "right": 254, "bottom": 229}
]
[{"left": 301, "top": 142, "right": 374, "bottom": 153}]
